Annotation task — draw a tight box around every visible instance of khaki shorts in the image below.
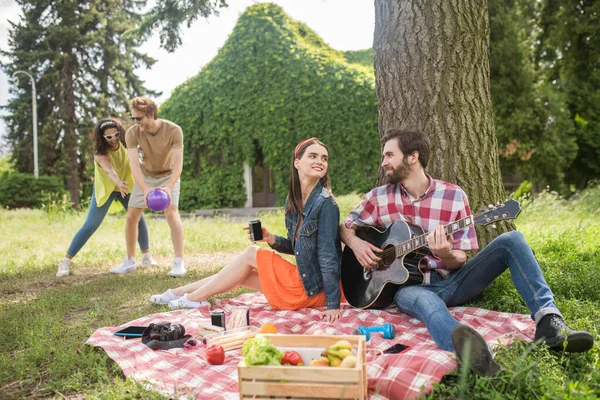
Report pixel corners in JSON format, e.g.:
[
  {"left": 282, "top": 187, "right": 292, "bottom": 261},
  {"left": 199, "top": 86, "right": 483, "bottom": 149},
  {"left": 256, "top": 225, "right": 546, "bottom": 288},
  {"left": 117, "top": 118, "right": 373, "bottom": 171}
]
[{"left": 129, "top": 175, "right": 181, "bottom": 209}]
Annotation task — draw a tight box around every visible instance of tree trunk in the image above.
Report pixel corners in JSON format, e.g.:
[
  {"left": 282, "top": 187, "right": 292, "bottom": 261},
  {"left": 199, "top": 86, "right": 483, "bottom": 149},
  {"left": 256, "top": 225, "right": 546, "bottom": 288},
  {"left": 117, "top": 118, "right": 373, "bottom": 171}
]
[
  {"left": 61, "top": 57, "right": 80, "bottom": 208},
  {"left": 373, "top": 0, "right": 512, "bottom": 244}
]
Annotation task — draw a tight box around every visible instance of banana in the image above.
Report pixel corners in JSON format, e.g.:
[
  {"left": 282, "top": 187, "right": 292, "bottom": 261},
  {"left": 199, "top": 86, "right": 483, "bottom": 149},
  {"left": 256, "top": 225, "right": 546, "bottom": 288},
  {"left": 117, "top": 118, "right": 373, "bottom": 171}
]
[
  {"left": 330, "top": 340, "right": 352, "bottom": 351},
  {"left": 319, "top": 340, "right": 355, "bottom": 367},
  {"left": 328, "top": 355, "right": 342, "bottom": 367},
  {"left": 327, "top": 348, "right": 352, "bottom": 359}
]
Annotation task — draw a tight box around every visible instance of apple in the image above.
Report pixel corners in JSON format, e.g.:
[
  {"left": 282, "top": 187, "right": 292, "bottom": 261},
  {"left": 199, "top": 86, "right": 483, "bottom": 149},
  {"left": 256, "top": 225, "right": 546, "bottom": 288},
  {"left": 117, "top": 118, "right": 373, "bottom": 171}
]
[
  {"left": 309, "top": 357, "right": 330, "bottom": 367},
  {"left": 206, "top": 344, "right": 225, "bottom": 365}
]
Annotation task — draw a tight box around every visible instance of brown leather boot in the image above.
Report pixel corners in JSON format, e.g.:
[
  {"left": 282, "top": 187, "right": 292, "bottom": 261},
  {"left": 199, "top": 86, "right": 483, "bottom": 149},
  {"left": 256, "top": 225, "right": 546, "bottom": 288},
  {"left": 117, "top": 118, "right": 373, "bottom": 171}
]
[{"left": 451, "top": 324, "right": 501, "bottom": 377}]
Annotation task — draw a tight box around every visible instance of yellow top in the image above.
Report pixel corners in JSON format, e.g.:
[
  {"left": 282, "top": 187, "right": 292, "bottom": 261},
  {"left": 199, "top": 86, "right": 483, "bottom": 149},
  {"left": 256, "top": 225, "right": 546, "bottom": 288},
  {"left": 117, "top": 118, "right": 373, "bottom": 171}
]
[{"left": 94, "top": 143, "right": 135, "bottom": 207}]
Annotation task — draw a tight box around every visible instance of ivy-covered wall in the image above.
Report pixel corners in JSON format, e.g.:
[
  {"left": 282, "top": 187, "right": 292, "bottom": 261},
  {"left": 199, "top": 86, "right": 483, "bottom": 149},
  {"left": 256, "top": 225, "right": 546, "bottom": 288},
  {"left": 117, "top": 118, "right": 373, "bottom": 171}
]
[{"left": 160, "top": 3, "right": 381, "bottom": 210}]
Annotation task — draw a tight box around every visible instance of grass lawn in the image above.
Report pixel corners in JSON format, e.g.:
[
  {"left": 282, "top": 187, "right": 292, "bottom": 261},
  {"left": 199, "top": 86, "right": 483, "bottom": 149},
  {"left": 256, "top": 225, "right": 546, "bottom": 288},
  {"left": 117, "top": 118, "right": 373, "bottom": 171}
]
[{"left": 1, "top": 188, "right": 599, "bottom": 399}]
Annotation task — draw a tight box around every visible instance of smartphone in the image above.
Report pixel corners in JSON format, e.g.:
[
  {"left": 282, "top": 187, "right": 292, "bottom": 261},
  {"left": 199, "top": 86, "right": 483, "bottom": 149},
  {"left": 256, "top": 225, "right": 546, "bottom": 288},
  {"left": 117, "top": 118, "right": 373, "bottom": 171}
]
[
  {"left": 382, "top": 343, "right": 410, "bottom": 354},
  {"left": 114, "top": 325, "right": 147, "bottom": 339}
]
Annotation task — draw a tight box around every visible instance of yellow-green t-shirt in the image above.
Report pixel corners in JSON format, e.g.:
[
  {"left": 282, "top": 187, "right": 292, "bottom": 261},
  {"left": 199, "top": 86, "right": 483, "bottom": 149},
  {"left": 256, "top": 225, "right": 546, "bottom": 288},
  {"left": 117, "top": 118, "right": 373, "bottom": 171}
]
[{"left": 94, "top": 143, "right": 135, "bottom": 207}]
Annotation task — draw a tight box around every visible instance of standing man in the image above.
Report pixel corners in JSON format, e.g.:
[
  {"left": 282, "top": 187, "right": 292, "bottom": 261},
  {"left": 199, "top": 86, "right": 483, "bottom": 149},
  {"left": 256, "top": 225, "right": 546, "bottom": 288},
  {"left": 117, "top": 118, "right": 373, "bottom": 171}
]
[
  {"left": 111, "top": 97, "right": 186, "bottom": 276},
  {"left": 340, "top": 129, "right": 593, "bottom": 376}
]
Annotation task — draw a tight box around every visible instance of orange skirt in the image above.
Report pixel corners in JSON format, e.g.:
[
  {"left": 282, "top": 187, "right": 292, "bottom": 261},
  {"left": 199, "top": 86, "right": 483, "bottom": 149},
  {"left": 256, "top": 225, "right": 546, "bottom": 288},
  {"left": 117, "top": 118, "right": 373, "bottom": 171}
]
[{"left": 256, "top": 248, "right": 345, "bottom": 310}]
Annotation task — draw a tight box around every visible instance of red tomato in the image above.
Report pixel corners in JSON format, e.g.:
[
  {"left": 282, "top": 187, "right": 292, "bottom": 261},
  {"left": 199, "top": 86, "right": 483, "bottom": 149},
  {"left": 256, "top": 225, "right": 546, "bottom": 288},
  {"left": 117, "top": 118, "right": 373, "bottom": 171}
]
[
  {"left": 206, "top": 344, "right": 225, "bottom": 365},
  {"left": 281, "top": 350, "right": 303, "bottom": 366}
]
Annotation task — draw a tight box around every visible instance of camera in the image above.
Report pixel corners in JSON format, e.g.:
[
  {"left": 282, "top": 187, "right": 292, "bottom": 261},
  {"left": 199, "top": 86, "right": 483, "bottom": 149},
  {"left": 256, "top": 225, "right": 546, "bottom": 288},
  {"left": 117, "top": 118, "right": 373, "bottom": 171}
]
[{"left": 147, "top": 322, "right": 186, "bottom": 342}]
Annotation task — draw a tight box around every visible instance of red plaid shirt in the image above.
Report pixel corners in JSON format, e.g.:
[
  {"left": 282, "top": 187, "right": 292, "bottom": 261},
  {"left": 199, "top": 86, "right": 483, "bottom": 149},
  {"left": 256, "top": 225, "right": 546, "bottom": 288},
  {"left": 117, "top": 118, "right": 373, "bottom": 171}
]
[{"left": 344, "top": 176, "right": 478, "bottom": 283}]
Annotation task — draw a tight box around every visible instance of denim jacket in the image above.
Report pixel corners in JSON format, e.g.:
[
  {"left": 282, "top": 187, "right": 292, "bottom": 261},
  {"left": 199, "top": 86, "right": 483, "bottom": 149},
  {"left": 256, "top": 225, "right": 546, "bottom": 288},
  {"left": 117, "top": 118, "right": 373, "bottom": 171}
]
[{"left": 269, "top": 182, "right": 342, "bottom": 309}]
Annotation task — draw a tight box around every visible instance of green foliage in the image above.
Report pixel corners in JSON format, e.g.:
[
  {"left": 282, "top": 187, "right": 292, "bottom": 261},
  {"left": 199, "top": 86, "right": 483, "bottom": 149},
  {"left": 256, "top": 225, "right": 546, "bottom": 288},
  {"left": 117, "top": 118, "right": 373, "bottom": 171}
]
[
  {"left": 512, "top": 180, "right": 532, "bottom": 200},
  {"left": 179, "top": 163, "right": 247, "bottom": 210},
  {"left": 133, "top": 0, "right": 228, "bottom": 53},
  {"left": 343, "top": 49, "right": 374, "bottom": 67},
  {"left": 489, "top": 0, "right": 578, "bottom": 190},
  {"left": 537, "top": 0, "right": 600, "bottom": 189},
  {"left": 160, "top": 3, "right": 380, "bottom": 209},
  {"left": 0, "top": 172, "right": 66, "bottom": 209},
  {"left": 0, "top": 154, "right": 14, "bottom": 173}
]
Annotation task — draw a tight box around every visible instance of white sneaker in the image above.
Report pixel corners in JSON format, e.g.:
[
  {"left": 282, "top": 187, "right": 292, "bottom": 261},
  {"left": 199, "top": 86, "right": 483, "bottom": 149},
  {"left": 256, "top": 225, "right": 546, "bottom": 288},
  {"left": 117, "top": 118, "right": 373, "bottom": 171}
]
[
  {"left": 168, "top": 294, "right": 210, "bottom": 310},
  {"left": 150, "top": 289, "right": 181, "bottom": 305},
  {"left": 141, "top": 253, "right": 159, "bottom": 268},
  {"left": 56, "top": 257, "right": 71, "bottom": 277},
  {"left": 168, "top": 257, "right": 186, "bottom": 277},
  {"left": 110, "top": 257, "right": 136, "bottom": 274}
]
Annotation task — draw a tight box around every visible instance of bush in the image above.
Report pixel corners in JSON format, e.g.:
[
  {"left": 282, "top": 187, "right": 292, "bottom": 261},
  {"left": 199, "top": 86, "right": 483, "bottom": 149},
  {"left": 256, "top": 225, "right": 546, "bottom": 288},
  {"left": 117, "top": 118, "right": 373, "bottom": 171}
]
[{"left": 0, "top": 172, "right": 67, "bottom": 209}]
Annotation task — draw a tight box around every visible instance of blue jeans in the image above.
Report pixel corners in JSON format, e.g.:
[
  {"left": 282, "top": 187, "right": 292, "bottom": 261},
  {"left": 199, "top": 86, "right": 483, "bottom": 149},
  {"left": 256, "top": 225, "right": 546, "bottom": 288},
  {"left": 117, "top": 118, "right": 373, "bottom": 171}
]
[
  {"left": 67, "top": 191, "right": 149, "bottom": 257},
  {"left": 393, "top": 231, "right": 561, "bottom": 351}
]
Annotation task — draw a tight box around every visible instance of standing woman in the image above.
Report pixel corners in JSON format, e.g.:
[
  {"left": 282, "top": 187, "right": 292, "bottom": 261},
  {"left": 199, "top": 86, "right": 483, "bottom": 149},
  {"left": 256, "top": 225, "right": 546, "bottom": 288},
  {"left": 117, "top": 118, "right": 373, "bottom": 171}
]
[
  {"left": 150, "top": 138, "right": 344, "bottom": 322},
  {"left": 56, "top": 118, "right": 158, "bottom": 276}
]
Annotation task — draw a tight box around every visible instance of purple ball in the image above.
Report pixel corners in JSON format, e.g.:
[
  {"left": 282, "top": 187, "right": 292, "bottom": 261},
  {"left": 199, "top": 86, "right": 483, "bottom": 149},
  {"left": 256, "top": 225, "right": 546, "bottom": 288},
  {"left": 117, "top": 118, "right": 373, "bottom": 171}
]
[{"left": 146, "top": 189, "right": 170, "bottom": 212}]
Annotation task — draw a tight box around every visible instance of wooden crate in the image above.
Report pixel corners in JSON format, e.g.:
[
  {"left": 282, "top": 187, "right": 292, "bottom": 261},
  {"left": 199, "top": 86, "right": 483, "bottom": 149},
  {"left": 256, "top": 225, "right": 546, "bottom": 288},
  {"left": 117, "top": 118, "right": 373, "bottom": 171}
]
[{"left": 238, "top": 334, "right": 367, "bottom": 400}]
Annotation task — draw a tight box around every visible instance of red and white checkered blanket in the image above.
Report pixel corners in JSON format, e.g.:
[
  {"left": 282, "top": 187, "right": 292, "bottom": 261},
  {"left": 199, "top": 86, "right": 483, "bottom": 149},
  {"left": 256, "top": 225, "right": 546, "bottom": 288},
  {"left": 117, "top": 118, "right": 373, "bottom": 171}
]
[{"left": 87, "top": 292, "right": 535, "bottom": 399}]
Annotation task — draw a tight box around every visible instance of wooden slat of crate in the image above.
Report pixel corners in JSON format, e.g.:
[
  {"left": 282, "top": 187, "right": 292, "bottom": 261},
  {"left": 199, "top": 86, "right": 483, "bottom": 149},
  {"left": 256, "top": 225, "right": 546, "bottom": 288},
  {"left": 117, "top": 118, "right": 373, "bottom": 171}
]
[
  {"left": 240, "top": 381, "right": 362, "bottom": 399},
  {"left": 239, "top": 364, "right": 362, "bottom": 382},
  {"left": 238, "top": 334, "right": 367, "bottom": 400}
]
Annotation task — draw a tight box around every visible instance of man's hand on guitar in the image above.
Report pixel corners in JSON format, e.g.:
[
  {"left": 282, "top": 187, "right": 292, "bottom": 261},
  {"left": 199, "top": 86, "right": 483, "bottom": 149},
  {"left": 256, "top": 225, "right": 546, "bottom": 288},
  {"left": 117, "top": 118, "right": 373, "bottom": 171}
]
[
  {"left": 427, "top": 225, "right": 453, "bottom": 258},
  {"left": 351, "top": 237, "right": 382, "bottom": 269}
]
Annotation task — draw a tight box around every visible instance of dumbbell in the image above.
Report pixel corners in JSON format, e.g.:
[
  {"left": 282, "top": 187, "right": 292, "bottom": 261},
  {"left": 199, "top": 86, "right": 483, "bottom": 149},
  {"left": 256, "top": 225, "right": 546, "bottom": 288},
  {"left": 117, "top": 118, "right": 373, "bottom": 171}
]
[{"left": 353, "top": 323, "right": 396, "bottom": 341}]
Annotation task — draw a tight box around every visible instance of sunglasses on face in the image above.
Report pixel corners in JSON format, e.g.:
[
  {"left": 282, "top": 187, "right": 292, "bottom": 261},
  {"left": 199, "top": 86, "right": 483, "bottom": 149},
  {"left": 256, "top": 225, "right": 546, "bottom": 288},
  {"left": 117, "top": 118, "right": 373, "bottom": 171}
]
[
  {"left": 103, "top": 132, "right": 121, "bottom": 140},
  {"left": 130, "top": 115, "right": 144, "bottom": 121}
]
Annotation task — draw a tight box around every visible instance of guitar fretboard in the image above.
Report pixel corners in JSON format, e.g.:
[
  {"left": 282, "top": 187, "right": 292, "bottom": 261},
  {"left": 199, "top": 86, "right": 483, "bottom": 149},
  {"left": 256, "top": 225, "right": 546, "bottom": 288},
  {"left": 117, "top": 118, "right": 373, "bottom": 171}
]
[{"left": 395, "top": 216, "right": 473, "bottom": 257}]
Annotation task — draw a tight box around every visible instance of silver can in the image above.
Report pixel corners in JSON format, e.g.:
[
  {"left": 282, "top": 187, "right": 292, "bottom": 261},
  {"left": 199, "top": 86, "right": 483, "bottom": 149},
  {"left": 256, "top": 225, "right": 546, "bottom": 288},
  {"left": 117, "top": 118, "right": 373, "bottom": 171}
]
[{"left": 249, "top": 219, "right": 262, "bottom": 241}]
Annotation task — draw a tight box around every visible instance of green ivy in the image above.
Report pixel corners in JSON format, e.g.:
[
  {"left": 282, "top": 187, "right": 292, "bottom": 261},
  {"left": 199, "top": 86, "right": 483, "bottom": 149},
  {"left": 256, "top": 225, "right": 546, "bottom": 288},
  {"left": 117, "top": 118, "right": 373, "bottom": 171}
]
[{"left": 160, "top": 3, "right": 381, "bottom": 210}]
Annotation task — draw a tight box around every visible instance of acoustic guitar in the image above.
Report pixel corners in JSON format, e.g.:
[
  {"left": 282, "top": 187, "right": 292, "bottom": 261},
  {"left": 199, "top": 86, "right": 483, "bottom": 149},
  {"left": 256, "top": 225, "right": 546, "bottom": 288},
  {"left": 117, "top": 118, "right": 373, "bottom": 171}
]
[{"left": 341, "top": 200, "right": 521, "bottom": 309}]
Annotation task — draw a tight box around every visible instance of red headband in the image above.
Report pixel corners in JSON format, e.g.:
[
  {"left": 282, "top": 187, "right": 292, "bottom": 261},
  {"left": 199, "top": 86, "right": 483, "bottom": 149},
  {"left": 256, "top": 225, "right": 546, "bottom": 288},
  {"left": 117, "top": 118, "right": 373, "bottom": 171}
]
[{"left": 294, "top": 137, "right": 318, "bottom": 158}]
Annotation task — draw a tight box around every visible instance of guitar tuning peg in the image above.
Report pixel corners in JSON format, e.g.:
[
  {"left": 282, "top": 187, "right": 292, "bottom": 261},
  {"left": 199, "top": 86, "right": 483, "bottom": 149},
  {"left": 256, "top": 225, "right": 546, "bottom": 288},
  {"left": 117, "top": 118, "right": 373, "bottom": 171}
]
[
  {"left": 490, "top": 224, "right": 497, "bottom": 229},
  {"left": 488, "top": 204, "right": 494, "bottom": 208}
]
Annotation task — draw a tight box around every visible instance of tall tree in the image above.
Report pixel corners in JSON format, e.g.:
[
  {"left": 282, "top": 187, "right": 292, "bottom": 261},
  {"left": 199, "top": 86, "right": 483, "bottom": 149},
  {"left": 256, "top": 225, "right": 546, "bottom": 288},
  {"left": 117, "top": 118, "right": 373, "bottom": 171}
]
[
  {"left": 537, "top": 0, "right": 600, "bottom": 189},
  {"left": 2, "top": 0, "right": 155, "bottom": 207},
  {"left": 489, "top": 0, "right": 577, "bottom": 191},
  {"left": 373, "top": 0, "right": 510, "bottom": 243},
  {"left": 135, "top": 0, "right": 228, "bottom": 52}
]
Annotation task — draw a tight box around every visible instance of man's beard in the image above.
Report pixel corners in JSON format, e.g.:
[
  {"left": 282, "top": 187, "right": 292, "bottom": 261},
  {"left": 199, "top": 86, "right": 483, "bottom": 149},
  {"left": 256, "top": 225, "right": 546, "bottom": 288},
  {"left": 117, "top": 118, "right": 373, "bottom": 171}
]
[{"left": 385, "top": 160, "right": 411, "bottom": 184}]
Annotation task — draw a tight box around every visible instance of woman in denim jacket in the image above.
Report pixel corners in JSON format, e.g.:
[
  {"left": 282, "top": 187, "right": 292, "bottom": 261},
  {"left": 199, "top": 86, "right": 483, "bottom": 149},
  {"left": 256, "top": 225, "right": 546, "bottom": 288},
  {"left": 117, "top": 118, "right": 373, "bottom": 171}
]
[{"left": 150, "top": 138, "right": 344, "bottom": 322}]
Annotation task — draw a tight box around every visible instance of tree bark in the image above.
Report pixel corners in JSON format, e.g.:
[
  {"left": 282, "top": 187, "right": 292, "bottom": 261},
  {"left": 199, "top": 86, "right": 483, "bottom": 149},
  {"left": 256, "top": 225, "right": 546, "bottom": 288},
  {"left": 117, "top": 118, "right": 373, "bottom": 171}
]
[
  {"left": 61, "top": 56, "right": 80, "bottom": 208},
  {"left": 374, "top": 0, "right": 512, "bottom": 244}
]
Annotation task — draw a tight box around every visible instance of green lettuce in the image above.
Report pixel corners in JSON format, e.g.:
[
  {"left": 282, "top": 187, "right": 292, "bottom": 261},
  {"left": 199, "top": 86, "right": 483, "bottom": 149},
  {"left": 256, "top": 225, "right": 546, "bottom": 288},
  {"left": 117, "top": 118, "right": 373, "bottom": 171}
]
[{"left": 242, "top": 336, "right": 283, "bottom": 366}]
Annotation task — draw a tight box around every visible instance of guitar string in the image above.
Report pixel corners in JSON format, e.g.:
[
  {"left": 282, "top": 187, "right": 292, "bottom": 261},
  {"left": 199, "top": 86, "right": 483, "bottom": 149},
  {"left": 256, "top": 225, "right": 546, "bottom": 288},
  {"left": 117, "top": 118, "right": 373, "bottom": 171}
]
[
  {"left": 377, "top": 218, "right": 470, "bottom": 261},
  {"left": 373, "top": 203, "right": 516, "bottom": 262}
]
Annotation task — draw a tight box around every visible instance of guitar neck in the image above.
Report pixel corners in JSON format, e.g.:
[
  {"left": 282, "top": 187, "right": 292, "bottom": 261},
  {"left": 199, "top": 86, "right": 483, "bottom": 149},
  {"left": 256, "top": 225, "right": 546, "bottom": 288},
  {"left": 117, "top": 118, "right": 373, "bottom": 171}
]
[{"left": 396, "top": 215, "right": 474, "bottom": 257}]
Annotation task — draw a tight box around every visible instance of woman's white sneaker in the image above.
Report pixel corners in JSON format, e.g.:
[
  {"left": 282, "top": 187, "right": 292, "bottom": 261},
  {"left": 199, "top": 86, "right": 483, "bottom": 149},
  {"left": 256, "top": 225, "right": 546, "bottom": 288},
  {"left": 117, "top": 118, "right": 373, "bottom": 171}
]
[
  {"left": 110, "top": 257, "right": 136, "bottom": 274},
  {"left": 168, "top": 258, "right": 186, "bottom": 276},
  {"left": 56, "top": 258, "right": 71, "bottom": 277},
  {"left": 150, "top": 289, "right": 181, "bottom": 305},
  {"left": 141, "top": 253, "right": 159, "bottom": 268},
  {"left": 168, "top": 294, "right": 209, "bottom": 309}
]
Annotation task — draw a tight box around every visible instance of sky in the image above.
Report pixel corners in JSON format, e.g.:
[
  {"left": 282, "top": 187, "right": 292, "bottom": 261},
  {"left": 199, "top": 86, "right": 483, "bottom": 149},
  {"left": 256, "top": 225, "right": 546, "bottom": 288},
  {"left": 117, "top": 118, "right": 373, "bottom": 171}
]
[{"left": 0, "top": 0, "right": 375, "bottom": 154}]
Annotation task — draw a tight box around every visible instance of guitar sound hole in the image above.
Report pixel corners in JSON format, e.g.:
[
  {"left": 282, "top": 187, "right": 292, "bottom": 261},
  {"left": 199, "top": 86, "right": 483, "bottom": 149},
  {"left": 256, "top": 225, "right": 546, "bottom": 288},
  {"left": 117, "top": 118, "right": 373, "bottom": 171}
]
[{"left": 380, "top": 245, "right": 395, "bottom": 268}]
